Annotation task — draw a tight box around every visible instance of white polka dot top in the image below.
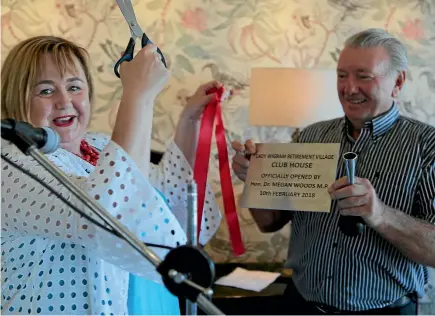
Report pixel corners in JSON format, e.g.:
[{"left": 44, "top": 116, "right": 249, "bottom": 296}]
[{"left": 1, "top": 133, "right": 222, "bottom": 315}]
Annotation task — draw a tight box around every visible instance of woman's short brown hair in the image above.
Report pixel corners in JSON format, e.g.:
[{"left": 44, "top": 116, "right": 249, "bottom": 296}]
[{"left": 1, "top": 35, "right": 94, "bottom": 123}]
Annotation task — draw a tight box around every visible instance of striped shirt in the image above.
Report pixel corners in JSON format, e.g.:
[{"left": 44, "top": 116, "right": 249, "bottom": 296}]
[{"left": 286, "top": 103, "right": 435, "bottom": 311}]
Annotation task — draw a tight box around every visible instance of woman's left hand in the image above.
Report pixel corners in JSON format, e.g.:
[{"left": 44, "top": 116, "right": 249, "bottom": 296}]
[
  {"left": 173, "top": 80, "right": 223, "bottom": 166},
  {"left": 179, "top": 80, "right": 223, "bottom": 123}
]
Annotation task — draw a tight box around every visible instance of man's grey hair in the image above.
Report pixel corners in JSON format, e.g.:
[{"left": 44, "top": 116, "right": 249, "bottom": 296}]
[{"left": 344, "top": 28, "right": 408, "bottom": 74}]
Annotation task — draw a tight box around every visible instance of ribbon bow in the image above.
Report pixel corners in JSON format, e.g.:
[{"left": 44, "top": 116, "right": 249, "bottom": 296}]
[{"left": 193, "top": 86, "right": 245, "bottom": 256}]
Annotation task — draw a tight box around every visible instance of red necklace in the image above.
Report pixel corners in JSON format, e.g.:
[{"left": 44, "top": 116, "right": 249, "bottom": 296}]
[{"left": 76, "top": 139, "right": 100, "bottom": 166}]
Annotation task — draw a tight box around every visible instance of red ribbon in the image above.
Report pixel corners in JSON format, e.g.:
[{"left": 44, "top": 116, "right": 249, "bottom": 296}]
[{"left": 193, "top": 86, "right": 245, "bottom": 256}]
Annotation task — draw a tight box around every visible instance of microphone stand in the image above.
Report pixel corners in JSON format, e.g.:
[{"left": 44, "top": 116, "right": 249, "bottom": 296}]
[
  {"left": 186, "top": 181, "right": 199, "bottom": 315},
  {"left": 6, "top": 132, "right": 223, "bottom": 315}
]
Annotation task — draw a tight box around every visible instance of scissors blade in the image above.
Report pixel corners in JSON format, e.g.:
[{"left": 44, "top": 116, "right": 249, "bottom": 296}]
[{"left": 116, "top": 0, "right": 144, "bottom": 38}]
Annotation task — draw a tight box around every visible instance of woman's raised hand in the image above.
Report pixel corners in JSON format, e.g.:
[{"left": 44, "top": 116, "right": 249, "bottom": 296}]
[{"left": 119, "top": 44, "right": 170, "bottom": 101}]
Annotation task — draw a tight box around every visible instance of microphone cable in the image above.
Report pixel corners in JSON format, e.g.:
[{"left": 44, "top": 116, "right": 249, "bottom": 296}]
[{"left": 1, "top": 153, "right": 174, "bottom": 251}]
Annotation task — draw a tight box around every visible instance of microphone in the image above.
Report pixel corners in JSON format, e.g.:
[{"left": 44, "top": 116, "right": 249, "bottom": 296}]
[
  {"left": 338, "top": 152, "right": 365, "bottom": 236},
  {"left": 1, "top": 119, "right": 60, "bottom": 154}
]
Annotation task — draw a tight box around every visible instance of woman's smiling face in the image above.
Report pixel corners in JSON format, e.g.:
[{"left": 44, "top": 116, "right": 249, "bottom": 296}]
[{"left": 30, "top": 53, "right": 91, "bottom": 154}]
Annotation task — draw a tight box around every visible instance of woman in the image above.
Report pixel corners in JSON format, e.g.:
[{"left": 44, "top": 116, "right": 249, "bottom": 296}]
[{"left": 1, "top": 35, "right": 222, "bottom": 315}]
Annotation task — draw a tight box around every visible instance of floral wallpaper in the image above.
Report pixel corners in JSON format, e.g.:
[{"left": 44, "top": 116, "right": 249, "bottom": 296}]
[{"left": 2, "top": 0, "right": 434, "bottom": 312}]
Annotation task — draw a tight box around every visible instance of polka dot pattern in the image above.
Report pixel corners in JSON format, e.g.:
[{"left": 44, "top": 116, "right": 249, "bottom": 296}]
[
  {"left": 149, "top": 140, "right": 223, "bottom": 245},
  {"left": 1, "top": 133, "right": 221, "bottom": 315}
]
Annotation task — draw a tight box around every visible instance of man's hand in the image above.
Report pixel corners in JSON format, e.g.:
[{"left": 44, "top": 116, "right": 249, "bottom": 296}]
[
  {"left": 329, "top": 176, "right": 435, "bottom": 267},
  {"left": 328, "top": 176, "right": 385, "bottom": 228},
  {"left": 231, "top": 139, "right": 293, "bottom": 232},
  {"left": 231, "top": 139, "right": 256, "bottom": 182}
]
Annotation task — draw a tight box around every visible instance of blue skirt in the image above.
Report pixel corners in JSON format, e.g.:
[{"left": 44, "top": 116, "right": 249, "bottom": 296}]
[
  {"left": 127, "top": 274, "right": 180, "bottom": 315},
  {"left": 127, "top": 187, "right": 180, "bottom": 315}
]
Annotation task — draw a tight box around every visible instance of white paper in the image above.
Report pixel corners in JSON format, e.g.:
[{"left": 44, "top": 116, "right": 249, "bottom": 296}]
[{"left": 214, "top": 267, "right": 281, "bottom": 292}]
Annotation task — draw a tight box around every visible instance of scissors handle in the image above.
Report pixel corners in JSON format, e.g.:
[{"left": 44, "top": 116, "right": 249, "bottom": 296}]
[
  {"left": 114, "top": 37, "right": 135, "bottom": 78},
  {"left": 114, "top": 34, "right": 167, "bottom": 78},
  {"left": 141, "top": 33, "right": 167, "bottom": 68}
]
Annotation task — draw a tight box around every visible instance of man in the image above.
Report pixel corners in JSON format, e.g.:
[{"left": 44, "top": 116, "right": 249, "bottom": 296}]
[{"left": 232, "top": 28, "right": 435, "bottom": 315}]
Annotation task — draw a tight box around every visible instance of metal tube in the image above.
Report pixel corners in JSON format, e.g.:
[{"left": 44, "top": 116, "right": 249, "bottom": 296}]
[
  {"left": 197, "top": 294, "right": 223, "bottom": 315},
  {"left": 339, "top": 151, "right": 365, "bottom": 236},
  {"left": 186, "top": 181, "right": 198, "bottom": 315},
  {"left": 343, "top": 152, "right": 357, "bottom": 184},
  {"left": 187, "top": 181, "right": 198, "bottom": 247}
]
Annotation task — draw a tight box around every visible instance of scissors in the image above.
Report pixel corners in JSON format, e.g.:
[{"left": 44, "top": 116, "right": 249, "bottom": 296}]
[{"left": 114, "top": 0, "right": 167, "bottom": 78}]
